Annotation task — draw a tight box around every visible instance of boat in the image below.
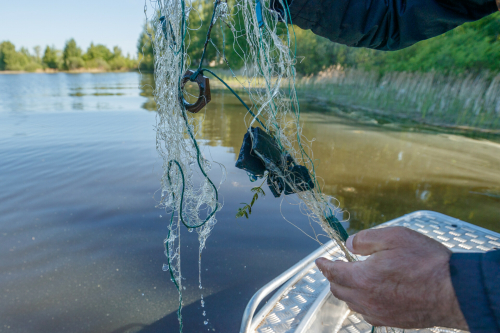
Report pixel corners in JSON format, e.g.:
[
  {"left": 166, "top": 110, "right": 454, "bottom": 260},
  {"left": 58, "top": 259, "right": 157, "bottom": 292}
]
[{"left": 240, "top": 210, "right": 500, "bottom": 333}]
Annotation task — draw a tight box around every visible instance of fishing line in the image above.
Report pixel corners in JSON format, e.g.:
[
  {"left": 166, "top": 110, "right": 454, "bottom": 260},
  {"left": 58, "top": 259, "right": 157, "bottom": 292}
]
[{"left": 145, "top": 0, "right": 366, "bottom": 330}]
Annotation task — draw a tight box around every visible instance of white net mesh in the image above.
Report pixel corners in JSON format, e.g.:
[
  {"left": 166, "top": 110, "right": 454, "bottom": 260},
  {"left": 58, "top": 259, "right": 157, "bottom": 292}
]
[{"left": 145, "top": 0, "right": 354, "bottom": 329}]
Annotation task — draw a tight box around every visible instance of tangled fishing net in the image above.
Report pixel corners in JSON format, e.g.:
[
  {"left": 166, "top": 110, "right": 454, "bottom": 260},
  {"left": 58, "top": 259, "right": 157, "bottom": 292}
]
[{"left": 143, "top": 0, "right": 399, "bottom": 331}]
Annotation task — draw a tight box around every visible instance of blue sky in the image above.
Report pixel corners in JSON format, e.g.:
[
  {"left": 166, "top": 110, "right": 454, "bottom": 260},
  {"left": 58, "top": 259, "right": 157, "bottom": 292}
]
[{"left": 1, "top": 0, "right": 147, "bottom": 57}]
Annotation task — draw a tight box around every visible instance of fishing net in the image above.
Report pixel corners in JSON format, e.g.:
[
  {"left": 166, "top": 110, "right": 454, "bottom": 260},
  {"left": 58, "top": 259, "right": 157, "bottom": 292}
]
[{"left": 142, "top": 0, "right": 378, "bottom": 330}]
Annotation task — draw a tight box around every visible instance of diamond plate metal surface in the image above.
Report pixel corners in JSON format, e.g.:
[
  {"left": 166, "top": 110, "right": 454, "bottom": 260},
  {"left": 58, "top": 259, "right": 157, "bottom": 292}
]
[
  {"left": 253, "top": 211, "right": 500, "bottom": 333},
  {"left": 337, "top": 312, "right": 465, "bottom": 333},
  {"left": 337, "top": 313, "right": 372, "bottom": 333},
  {"left": 256, "top": 249, "right": 346, "bottom": 333},
  {"left": 385, "top": 211, "right": 500, "bottom": 252}
]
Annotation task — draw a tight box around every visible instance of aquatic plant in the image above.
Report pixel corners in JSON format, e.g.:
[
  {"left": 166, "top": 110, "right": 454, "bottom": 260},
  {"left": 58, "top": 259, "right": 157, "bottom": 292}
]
[{"left": 297, "top": 66, "right": 500, "bottom": 132}]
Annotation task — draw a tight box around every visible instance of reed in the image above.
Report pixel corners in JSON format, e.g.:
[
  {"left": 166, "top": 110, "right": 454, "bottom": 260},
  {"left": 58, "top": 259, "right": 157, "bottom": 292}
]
[{"left": 296, "top": 66, "right": 500, "bottom": 131}]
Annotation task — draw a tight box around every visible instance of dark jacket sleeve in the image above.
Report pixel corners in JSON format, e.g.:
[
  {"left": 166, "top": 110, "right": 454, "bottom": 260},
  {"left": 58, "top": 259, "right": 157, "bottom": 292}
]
[
  {"left": 449, "top": 250, "right": 500, "bottom": 333},
  {"left": 282, "top": 0, "right": 498, "bottom": 50}
]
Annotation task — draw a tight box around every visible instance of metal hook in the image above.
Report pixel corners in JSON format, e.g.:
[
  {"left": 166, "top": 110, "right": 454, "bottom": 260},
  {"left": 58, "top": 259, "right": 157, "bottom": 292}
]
[{"left": 180, "top": 70, "right": 212, "bottom": 113}]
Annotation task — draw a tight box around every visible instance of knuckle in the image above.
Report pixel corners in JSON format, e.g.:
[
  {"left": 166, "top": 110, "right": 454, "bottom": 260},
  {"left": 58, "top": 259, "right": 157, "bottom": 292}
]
[
  {"left": 329, "top": 261, "right": 345, "bottom": 282},
  {"left": 381, "top": 226, "right": 411, "bottom": 247},
  {"left": 392, "top": 226, "right": 414, "bottom": 238},
  {"left": 386, "top": 226, "right": 404, "bottom": 239},
  {"left": 333, "top": 261, "right": 358, "bottom": 288},
  {"left": 353, "top": 230, "right": 368, "bottom": 250}
]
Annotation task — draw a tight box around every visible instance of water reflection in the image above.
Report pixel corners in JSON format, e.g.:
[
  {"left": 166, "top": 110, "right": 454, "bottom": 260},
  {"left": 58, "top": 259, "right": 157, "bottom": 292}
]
[
  {"left": 1, "top": 72, "right": 499, "bottom": 333},
  {"left": 1, "top": 72, "right": 499, "bottom": 232},
  {"left": 139, "top": 73, "right": 156, "bottom": 111},
  {"left": 0, "top": 73, "right": 143, "bottom": 112},
  {"left": 138, "top": 73, "right": 500, "bottom": 232}
]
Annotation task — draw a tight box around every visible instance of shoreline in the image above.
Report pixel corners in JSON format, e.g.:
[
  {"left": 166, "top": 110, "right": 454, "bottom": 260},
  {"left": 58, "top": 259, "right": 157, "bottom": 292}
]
[
  {"left": 300, "top": 92, "right": 500, "bottom": 138},
  {"left": 0, "top": 69, "right": 138, "bottom": 75},
  {"left": 3, "top": 69, "right": 498, "bottom": 137}
]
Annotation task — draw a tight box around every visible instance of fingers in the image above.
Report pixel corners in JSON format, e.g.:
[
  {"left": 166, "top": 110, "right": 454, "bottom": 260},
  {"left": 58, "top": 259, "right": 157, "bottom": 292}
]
[
  {"left": 315, "top": 258, "right": 359, "bottom": 288},
  {"left": 315, "top": 257, "right": 334, "bottom": 280},
  {"left": 330, "top": 281, "right": 356, "bottom": 303},
  {"left": 346, "top": 226, "right": 409, "bottom": 256},
  {"left": 329, "top": 284, "right": 369, "bottom": 317}
]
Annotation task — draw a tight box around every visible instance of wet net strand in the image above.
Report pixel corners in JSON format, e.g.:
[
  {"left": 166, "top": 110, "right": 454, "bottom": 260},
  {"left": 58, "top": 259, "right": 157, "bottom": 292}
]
[{"left": 144, "top": 0, "right": 367, "bottom": 330}]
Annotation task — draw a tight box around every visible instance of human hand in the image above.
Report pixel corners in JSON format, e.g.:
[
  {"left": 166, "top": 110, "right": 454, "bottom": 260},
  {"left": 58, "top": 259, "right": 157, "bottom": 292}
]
[{"left": 316, "top": 226, "right": 468, "bottom": 330}]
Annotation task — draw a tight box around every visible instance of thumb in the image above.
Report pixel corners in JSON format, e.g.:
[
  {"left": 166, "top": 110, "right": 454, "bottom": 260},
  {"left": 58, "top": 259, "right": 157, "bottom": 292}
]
[
  {"left": 346, "top": 227, "right": 404, "bottom": 256},
  {"left": 315, "top": 257, "right": 335, "bottom": 281}
]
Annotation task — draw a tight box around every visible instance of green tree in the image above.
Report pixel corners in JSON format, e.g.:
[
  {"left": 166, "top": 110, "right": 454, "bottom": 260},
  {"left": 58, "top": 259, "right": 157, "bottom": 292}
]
[
  {"left": 361, "top": 12, "right": 500, "bottom": 74},
  {"left": 33, "top": 46, "right": 42, "bottom": 63},
  {"left": 135, "top": 0, "right": 250, "bottom": 72},
  {"left": 1, "top": 40, "right": 136, "bottom": 72},
  {"left": 108, "top": 46, "right": 135, "bottom": 70},
  {"left": 63, "top": 38, "right": 84, "bottom": 70},
  {"left": 137, "top": 23, "right": 154, "bottom": 71},
  {"left": 83, "top": 43, "right": 114, "bottom": 69},
  {"left": 0, "top": 41, "right": 15, "bottom": 70},
  {"left": 0, "top": 41, "right": 32, "bottom": 71},
  {"left": 42, "top": 45, "right": 61, "bottom": 69}
]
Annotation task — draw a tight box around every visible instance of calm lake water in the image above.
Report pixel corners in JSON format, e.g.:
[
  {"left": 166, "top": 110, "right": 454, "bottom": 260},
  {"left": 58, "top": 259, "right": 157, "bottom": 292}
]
[{"left": 1, "top": 73, "right": 499, "bottom": 333}]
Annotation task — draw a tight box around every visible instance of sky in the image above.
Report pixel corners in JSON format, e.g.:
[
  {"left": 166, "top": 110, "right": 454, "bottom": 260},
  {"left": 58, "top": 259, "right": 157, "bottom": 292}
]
[{"left": 0, "top": 0, "right": 148, "bottom": 57}]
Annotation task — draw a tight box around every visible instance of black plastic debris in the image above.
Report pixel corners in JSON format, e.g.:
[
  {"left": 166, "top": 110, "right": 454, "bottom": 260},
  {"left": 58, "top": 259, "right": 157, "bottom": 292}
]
[
  {"left": 284, "top": 164, "right": 315, "bottom": 195},
  {"left": 235, "top": 130, "right": 266, "bottom": 177},
  {"left": 250, "top": 127, "right": 282, "bottom": 169},
  {"left": 235, "top": 127, "right": 315, "bottom": 197},
  {"left": 267, "top": 173, "right": 284, "bottom": 197}
]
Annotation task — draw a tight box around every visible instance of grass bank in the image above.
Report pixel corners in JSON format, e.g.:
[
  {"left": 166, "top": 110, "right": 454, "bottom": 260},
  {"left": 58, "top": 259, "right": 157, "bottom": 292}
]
[{"left": 296, "top": 67, "right": 500, "bottom": 133}]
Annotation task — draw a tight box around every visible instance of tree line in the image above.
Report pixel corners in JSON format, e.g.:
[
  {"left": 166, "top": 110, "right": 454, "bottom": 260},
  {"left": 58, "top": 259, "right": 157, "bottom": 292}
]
[
  {"left": 2, "top": 3, "right": 498, "bottom": 75},
  {"left": 137, "top": 5, "right": 500, "bottom": 76},
  {"left": 0, "top": 39, "right": 136, "bottom": 72}
]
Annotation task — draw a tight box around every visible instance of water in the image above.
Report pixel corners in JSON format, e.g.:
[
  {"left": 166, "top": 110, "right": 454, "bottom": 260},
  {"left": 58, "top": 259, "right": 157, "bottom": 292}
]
[{"left": 1, "top": 73, "right": 499, "bottom": 333}]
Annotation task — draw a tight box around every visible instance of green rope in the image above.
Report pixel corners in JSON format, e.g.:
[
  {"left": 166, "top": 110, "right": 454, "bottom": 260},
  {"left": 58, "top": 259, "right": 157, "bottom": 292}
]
[
  {"left": 163, "top": 2, "right": 221, "bottom": 331},
  {"left": 167, "top": 160, "right": 218, "bottom": 229},
  {"left": 202, "top": 68, "right": 268, "bottom": 130},
  {"left": 326, "top": 215, "right": 349, "bottom": 242},
  {"left": 162, "top": 1, "right": 350, "bottom": 330},
  {"left": 192, "top": 1, "right": 220, "bottom": 79}
]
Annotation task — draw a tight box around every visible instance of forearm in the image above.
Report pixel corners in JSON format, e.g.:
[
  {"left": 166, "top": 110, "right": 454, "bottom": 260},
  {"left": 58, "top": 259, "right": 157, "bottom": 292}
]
[{"left": 285, "top": 0, "right": 498, "bottom": 50}]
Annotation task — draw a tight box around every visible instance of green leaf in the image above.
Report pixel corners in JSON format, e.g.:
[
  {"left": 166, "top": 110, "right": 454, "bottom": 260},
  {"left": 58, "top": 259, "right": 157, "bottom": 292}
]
[
  {"left": 251, "top": 187, "right": 265, "bottom": 196},
  {"left": 236, "top": 181, "right": 267, "bottom": 219},
  {"left": 250, "top": 194, "right": 258, "bottom": 206},
  {"left": 236, "top": 207, "right": 247, "bottom": 219}
]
